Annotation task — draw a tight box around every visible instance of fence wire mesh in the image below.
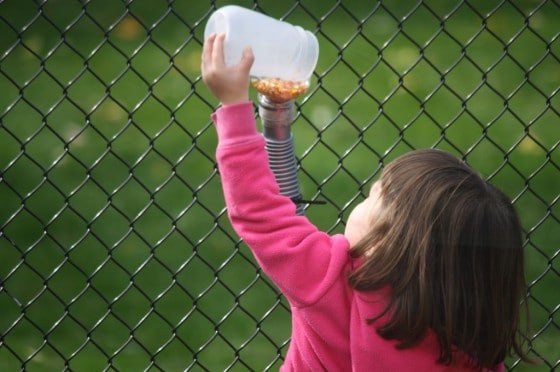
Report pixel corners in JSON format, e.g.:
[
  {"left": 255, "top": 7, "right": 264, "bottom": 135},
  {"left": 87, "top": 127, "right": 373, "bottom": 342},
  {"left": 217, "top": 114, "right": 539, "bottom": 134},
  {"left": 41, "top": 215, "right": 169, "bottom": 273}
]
[{"left": 0, "top": 0, "right": 558, "bottom": 370}]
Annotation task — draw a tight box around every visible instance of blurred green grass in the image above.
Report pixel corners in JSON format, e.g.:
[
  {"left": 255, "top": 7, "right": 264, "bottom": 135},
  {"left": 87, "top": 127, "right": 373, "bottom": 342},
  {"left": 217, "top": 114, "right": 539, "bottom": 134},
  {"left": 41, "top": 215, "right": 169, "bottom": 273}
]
[{"left": 0, "top": 0, "right": 558, "bottom": 370}]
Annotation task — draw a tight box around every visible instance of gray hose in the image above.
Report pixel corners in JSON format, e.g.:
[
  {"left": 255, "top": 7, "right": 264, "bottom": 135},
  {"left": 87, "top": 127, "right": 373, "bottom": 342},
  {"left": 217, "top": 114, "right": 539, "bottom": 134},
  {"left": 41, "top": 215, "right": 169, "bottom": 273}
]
[{"left": 258, "top": 94, "right": 304, "bottom": 215}]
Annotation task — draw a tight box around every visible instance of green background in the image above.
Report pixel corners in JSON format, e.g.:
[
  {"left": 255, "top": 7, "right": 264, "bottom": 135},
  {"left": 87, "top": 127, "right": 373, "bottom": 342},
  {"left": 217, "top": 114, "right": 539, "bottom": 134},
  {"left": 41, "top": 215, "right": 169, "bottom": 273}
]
[{"left": 0, "top": 0, "right": 558, "bottom": 370}]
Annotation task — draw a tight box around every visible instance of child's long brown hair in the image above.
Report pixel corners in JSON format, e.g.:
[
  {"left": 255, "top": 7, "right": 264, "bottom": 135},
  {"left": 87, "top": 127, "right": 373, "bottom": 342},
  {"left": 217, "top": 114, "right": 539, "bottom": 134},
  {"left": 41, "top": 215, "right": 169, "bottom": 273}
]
[{"left": 348, "top": 149, "right": 531, "bottom": 369}]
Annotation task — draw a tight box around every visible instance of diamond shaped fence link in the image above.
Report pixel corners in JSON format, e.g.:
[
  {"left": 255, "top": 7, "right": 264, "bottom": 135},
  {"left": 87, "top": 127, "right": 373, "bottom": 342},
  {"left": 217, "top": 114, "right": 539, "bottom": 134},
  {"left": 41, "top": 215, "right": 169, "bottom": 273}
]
[{"left": 0, "top": 0, "right": 558, "bottom": 370}]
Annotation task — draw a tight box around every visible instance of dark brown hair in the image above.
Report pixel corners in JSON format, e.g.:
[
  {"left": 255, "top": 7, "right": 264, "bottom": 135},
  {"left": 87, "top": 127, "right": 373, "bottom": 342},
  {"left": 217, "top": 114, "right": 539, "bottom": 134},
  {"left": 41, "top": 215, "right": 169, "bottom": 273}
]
[{"left": 348, "top": 149, "right": 531, "bottom": 369}]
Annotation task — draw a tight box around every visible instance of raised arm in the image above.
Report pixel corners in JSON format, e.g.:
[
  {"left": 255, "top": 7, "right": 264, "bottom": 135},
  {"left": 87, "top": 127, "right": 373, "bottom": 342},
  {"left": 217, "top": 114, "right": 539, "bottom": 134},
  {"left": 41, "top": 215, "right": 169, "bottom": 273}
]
[{"left": 201, "top": 34, "right": 351, "bottom": 307}]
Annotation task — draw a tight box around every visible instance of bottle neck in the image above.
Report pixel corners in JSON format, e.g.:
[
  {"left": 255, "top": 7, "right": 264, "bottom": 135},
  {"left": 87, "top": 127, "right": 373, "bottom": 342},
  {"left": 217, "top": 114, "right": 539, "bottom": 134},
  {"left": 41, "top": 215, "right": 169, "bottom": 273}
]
[{"left": 258, "top": 94, "right": 296, "bottom": 141}]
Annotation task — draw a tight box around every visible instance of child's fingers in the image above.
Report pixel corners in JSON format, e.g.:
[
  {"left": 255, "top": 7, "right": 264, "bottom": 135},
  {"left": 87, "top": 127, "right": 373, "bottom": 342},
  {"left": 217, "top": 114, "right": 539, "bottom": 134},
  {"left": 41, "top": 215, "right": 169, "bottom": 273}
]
[
  {"left": 212, "top": 33, "right": 226, "bottom": 68},
  {"left": 201, "top": 33, "right": 216, "bottom": 73}
]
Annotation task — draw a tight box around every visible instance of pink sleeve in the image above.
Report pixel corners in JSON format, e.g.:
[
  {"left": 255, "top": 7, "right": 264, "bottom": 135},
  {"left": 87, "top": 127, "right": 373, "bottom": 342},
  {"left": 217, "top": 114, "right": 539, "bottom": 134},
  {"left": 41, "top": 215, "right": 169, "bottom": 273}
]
[
  {"left": 213, "top": 102, "right": 350, "bottom": 307},
  {"left": 495, "top": 363, "right": 505, "bottom": 372}
]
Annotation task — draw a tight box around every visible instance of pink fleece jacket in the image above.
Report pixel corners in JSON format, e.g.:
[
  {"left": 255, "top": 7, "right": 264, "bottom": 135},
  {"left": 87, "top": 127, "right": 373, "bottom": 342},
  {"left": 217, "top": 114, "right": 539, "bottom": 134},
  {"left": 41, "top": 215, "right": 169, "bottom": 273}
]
[{"left": 212, "top": 102, "right": 504, "bottom": 372}]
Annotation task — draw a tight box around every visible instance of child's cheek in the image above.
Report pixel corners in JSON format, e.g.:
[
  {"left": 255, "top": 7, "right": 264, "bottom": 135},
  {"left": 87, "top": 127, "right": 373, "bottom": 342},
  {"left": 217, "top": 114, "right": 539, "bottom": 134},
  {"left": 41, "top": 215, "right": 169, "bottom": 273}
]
[{"left": 345, "top": 201, "right": 368, "bottom": 247}]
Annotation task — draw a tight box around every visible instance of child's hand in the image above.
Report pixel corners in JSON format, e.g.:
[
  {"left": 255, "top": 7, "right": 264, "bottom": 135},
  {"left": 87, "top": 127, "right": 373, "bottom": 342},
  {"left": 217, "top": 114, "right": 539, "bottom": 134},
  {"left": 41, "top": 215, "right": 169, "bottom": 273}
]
[{"left": 201, "top": 33, "right": 255, "bottom": 105}]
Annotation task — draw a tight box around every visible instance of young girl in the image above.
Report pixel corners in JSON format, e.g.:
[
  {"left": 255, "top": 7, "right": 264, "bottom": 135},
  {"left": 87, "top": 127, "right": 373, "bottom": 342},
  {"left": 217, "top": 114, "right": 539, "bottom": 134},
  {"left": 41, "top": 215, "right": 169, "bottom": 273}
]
[{"left": 201, "top": 33, "right": 531, "bottom": 371}]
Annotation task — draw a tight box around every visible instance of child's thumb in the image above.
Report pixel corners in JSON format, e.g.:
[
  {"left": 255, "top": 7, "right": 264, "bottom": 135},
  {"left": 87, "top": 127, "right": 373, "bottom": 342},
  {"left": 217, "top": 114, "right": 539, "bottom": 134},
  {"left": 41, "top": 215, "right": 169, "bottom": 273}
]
[{"left": 240, "top": 46, "right": 254, "bottom": 73}]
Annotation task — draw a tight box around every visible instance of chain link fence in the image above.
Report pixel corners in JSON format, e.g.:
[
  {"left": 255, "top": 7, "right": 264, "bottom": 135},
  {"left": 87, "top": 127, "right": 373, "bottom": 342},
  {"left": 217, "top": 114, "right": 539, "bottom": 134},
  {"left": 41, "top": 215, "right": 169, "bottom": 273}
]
[{"left": 0, "top": 0, "right": 558, "bottom": 370}]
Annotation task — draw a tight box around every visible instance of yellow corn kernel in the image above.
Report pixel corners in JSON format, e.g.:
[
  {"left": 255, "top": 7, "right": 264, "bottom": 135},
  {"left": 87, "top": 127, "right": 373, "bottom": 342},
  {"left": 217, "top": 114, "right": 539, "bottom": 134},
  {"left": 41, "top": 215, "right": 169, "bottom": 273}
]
[{"left": 252, "top": 78, "right": 308, "bottom": 101}]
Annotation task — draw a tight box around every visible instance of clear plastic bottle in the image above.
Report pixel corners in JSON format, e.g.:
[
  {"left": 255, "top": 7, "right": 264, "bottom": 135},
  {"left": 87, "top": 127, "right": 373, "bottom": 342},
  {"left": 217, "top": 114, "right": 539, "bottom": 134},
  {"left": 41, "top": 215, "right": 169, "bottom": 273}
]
[{"left": 204, "top": 5, "right": 319, "bottom": 101}]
